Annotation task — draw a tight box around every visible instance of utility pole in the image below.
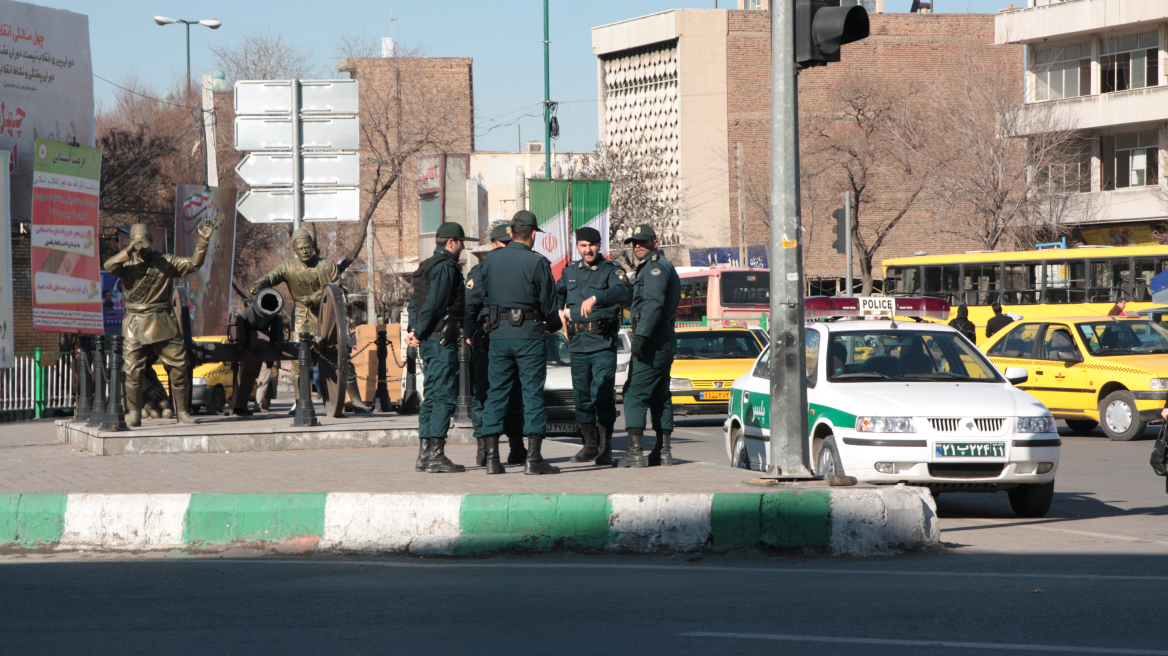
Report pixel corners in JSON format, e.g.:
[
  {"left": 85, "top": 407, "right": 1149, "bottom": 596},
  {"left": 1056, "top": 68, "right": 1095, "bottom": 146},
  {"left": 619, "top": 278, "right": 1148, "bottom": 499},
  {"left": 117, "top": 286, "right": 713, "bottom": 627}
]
[
  {"left": 737, "top": 142, "right": 747, "bottom": 267},
  {"left": 844, "top": 190, "right": 853, "bottom": 297},
  {"left": 201, "top": 74, "right": 218, "bottom": 187},
  {"left": 768, "top": 0, "right": 813, "bottom": 477},
  {"left": 543, "top": 0, "right": 551, "bottom": 179}
]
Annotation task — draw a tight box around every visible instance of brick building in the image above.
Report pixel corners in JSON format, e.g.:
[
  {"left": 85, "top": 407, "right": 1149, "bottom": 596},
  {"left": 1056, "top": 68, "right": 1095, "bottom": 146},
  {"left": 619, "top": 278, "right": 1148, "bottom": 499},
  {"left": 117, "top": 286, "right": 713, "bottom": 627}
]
[{"left": 593, "top": 9, "right": 1011, "bottom": 291}]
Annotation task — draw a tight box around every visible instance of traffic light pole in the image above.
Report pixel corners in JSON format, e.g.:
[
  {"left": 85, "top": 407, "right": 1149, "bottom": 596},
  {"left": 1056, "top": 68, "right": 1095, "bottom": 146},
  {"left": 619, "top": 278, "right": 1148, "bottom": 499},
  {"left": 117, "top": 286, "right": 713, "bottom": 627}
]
[
  {"left": 844, "top": 190, "right": 853, "bottom": 296},
  {"left": 768, "top": 0, "right": 813, "bottom": 477}
]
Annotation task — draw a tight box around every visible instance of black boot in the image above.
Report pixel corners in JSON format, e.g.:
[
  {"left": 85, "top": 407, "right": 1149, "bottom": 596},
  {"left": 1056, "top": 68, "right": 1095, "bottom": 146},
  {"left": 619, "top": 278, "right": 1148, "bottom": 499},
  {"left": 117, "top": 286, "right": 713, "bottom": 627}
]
[
  {"left": 596, "top": 423, "right": 615, "bottom": 466},
  {"left": 425, "top": 438, "right": 466, "bottom": 473},
  {"left": 617, "top": 428, "right": 648, "bottom": 468},
  {"left": 415, "top": 438, "right": 432, "bottom": 472},
  {"left": 484, "top": 436, "right": 506, "bottom": 474},
  {"left": 569, "top": 422, "right": 600, "bottom": 462},
  {"left": 476, "top": 438, "right": 488, "bottom": 467},
  {"left": 524, "top": 436, "right": 560, "bottom": 475},
  {"left": 506, "top": 434, "right": 528, "bottom": 465},
  {"left": 648, "top": 430, "right": 673, "bottom": 466}
]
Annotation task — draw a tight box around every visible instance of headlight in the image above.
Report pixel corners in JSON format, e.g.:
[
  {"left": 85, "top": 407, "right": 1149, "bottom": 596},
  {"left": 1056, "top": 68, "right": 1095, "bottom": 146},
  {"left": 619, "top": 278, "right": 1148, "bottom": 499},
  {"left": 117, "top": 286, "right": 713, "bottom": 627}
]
[
  {"left": 617, "top": 361, "right": 628, "bottom": 373},
  {"left": 1150, "top": 378, "right": 1168, "bottom": 390},
  {"left": 1017, "top": 415, "right": 1055, "bottom": 433},
  {"left": 856, "top": 417, "right": 915, "bottom": 433},
  {"left": 191, "top": 377, "right": 208, "bottom": 387},
  {"left": 670, "top": 378, "right": 692, "bottom": 389}
]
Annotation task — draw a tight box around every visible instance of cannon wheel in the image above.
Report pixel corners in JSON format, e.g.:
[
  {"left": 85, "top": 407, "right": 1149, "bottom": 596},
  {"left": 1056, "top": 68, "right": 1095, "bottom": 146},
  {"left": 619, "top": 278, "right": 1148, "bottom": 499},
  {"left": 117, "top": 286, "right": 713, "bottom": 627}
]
[
  {"left": 170, "top": 286, "right": 195, "bottom": 413},
  {"left": 315, "top": 283, "right": 350, "bottom": 418}
]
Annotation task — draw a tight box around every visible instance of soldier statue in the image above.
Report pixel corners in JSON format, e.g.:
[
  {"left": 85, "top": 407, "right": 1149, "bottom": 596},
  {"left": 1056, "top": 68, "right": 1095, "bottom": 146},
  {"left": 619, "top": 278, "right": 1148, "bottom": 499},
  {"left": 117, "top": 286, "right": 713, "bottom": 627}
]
[
  {"left": 104, "top": 221, "right": 213, "bottom": 426},
  {"left": 250, "top": 228, "right": 371, "bottom": 414}
]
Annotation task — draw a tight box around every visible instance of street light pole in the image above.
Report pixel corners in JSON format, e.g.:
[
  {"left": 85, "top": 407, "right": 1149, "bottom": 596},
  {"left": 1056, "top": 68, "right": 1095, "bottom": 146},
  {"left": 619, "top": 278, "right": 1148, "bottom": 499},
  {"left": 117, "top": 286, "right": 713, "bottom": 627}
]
[
  {"left": 543, "top": 0, "right": 551, "bottom": 179},
  {"left": 154, "top": 16, "right": 221, "bottom": 96}
]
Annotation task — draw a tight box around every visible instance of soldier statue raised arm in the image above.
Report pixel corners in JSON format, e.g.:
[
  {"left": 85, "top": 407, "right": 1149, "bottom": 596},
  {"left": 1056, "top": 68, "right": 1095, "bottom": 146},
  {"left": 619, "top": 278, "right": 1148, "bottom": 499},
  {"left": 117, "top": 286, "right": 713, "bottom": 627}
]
[{"left": 104, "top": 221, "right": 213, "bottom": 426}]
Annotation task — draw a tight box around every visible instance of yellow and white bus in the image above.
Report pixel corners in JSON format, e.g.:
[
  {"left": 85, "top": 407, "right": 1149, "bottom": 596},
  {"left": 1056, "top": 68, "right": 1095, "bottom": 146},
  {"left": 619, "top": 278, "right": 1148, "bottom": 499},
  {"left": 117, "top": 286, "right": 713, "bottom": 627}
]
[{"left": 883, "top": 245, "right": 1168, "bottom": 342}]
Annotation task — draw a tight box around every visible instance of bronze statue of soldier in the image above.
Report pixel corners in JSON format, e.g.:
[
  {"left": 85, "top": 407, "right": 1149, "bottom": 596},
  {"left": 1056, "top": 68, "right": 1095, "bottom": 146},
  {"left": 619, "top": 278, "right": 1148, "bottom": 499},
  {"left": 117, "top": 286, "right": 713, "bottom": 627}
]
[
  {"left": 104, "top": 221, "right": 213, "bottom": 426},
  {"left": 250, "top": 228, "right": 371, "bottom": 414}
]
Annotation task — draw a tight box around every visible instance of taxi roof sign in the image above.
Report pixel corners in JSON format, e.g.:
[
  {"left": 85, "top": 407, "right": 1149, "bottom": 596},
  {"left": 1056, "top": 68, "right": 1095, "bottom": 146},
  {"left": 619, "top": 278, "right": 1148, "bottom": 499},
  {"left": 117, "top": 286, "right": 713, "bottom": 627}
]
[{"left": 804, "top": 296, "right": 949, "bottom": 320}]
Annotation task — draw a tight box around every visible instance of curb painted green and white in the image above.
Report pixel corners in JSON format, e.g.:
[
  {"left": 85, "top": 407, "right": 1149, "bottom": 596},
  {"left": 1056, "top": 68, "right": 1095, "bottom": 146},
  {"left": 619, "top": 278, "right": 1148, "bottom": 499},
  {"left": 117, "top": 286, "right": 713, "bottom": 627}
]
[{"left": 0, "top": 488, "right": 938, "bottom": 557}]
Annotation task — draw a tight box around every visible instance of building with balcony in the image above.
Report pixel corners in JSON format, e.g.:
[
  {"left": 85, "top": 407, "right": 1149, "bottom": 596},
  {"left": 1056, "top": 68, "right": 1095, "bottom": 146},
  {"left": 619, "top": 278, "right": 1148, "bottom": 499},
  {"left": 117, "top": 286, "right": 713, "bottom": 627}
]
[{"left": 997, "top": 0, "right": 1168, "bottom": 242}]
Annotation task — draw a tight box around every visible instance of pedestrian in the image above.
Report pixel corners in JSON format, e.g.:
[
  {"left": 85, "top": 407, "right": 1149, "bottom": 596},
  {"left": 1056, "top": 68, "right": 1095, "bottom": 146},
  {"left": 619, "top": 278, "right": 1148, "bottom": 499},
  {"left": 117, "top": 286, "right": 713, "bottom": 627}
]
[
  {"left": 948, "top": 305, "right": 977, "bottom": 343},
  {"left": 555, "top": 226, "right": 631, "bottom": 466},
  {"left": 985, "top": 302, "right": 1014, "bottom": 339},
  {"left": 466, "top": 223, "right": 527, "bottom": 472},
  {"left": 620, "top": 224, "right": 681, "bottom": 468},
  {"left": 1108, "top": 298, "right": 1129, "bottom": 317},
  {"left": 405, "top": 222, "right": 478, "bottom": 474},
  {"left": 465, "top": 210, "right": 563, "bottom": 475}
]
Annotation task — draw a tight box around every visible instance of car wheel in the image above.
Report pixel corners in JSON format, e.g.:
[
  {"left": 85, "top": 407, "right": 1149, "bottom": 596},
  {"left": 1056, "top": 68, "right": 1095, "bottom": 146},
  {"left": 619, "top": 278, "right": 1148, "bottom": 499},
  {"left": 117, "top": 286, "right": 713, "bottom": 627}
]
[
  {"left": 1064, "top": 419, "right": 1098, "bottom": 435},
  {"left": 1099, "top": 390, "right": 1145, "bottom": 441},
  {"left": 730, "top": 425, "right": 750, "bottom": 470},
  {"left": 1008, "top": 481, "right": 1054, "bottom": 518},
  {"left": 208, "top": 386, "right": 227, "bottom": 416},
  {"left": 816, "top": 435, "right": 844, "bottom": 478}
]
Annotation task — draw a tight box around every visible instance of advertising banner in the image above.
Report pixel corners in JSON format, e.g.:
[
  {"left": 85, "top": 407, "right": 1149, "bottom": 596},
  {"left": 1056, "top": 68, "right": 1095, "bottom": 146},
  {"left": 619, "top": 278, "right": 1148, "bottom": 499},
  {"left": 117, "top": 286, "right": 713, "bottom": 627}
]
[
  {"left": 0, "top": 1, "right": 95, "bottom": 224},
  {"left": 100, "top": 271, "right": 122, "bottom": 336},
  {"left": 0, "top": 150, "right": 12, "bottom": 367},
  {"left": 31, "top": 138, "right": 102, "bottom": 333},
  {"left": 174, "top": 184, "right": 238, "bottom": 337}
]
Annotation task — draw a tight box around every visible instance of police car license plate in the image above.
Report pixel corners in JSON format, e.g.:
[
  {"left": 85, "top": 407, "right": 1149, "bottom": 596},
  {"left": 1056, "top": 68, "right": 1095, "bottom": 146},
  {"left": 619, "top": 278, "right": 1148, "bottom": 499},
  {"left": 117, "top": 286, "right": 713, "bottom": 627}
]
[
  {"left": 935, "top": 442, "right": 1005, "bottom": 458},
  {"left": 545, "top": 422, "right": 579, "bottom": 435},
  {"left": 700, "top": 391, "right": 730, "bottom": 401}
]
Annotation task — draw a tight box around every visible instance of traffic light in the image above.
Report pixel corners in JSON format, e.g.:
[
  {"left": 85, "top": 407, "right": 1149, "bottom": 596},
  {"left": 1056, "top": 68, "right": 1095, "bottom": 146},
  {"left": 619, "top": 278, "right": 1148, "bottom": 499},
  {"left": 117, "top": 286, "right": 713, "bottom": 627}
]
[
  {"left": 831, "top": 207, "right": 847, "bottom": 254},
  {"left": 795, "top": 0, "right": 870, "bottom": 69}
]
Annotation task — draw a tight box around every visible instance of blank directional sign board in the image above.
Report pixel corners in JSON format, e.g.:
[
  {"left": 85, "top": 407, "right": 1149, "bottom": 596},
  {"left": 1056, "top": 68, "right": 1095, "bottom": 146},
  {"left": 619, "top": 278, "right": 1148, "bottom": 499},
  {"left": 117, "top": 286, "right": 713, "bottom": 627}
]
[
  {"left": 234, "top": 115, "right": 359, "bottom": 151},
  {"left": 235, "top": 79, "right": 358, "bottom": 115},
  {"left": 237, "top": 187, "right": 360, "bottom": 223},
  {"left": 236, "top": 152, "right": 360, "bottom": 187}
]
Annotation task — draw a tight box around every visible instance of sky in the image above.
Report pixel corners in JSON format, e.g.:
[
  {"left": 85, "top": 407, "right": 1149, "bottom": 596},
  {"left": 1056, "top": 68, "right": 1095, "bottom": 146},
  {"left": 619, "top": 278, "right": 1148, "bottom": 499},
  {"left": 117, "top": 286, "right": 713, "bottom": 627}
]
[{"left": 53, "top": 0, "right": 1009, "bottom": 154}]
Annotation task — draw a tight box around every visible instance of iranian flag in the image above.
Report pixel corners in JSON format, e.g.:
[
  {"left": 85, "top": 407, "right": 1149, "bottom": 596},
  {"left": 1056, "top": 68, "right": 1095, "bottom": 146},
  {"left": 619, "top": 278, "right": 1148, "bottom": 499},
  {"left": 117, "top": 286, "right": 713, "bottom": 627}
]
[{"left": 529, "top": 178, "right": 612, "bottom": 278}]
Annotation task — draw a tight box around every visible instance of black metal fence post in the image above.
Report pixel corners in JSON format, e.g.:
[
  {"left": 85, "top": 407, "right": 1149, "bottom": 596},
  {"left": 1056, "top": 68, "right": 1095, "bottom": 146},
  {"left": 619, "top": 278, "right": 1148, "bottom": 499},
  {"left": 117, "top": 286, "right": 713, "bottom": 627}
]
[
  {"left": 87, "top": 336, "right": 106, "bottom": 428},
  {"left": 102, "top": 336, "right": 129, "bottom": 431},
  {"left": 399, "top": 344, "right": 420, "bottom": 415},
  {"left": 75, "top": 335, "right": 92, "bottom": 423},
  {"left": 292, "top": 332, "right": 319, "bottom": 427},
  {"left": 453, "top": 339, "right": 472, "bottom": 425},
  {"left": 375, "top": 329, "right": 392, "bottom": 412}
]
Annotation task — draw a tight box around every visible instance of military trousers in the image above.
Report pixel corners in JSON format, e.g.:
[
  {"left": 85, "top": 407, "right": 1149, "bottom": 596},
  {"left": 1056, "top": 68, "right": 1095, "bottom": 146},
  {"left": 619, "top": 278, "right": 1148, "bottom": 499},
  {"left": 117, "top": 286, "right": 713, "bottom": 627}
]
[
  {"left": 570, "top": 346, "right": 618, "bottom": 425},
  {"left": 623, "top": 337, "right": 676, "bottom": 431},
  {"left": 124, "top": 335, "right": 190, "bottom": 390},
  {"left": 482, "top": 338, "right": 546, "bottom": 437},
  {"left": 471, "top": 332, "right": 523, "bottom": 439},
  {"left": 418, "top": 339, "right": 458, "bottom": 439}
]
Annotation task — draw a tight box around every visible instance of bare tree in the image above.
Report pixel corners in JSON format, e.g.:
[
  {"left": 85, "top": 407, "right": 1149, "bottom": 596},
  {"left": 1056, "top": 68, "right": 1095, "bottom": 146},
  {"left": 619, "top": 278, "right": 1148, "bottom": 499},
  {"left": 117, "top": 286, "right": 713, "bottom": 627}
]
[
  {"left": 803, "top": 74, "right": 933, "bottom": 295},
  {"left": 929, "top": 46, "right": 1094, "bottom": 251},
  {"left": 208, "top": 30, "right": 322, "bottom": 83},
  {"left": 563, "top": 140, "right": 683, "bottom": 267}
]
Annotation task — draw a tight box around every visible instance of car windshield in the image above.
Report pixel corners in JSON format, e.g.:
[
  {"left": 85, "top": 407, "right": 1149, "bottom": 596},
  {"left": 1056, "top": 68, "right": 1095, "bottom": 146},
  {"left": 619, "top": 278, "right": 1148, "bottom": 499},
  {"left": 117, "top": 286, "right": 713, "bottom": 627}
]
[
  {"left": 676, "top": 330, "right": 762, "bottom": 360},
  {"left": 547, "top": 333, "right": 571, "bottom": 366},
  {"left": 1075, "top": 320, "right": 1168, "bottom": 356},
  {"left": 827, "top": 330, "right": 1002, "bottom": 383}
]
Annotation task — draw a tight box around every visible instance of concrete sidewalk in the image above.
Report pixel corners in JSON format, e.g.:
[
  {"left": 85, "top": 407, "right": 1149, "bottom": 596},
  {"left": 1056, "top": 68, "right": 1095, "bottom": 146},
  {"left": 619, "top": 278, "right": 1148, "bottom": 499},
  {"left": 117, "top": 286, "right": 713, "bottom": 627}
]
[{"left": 0, "top": 419, "right": 939, "bottom": 556}]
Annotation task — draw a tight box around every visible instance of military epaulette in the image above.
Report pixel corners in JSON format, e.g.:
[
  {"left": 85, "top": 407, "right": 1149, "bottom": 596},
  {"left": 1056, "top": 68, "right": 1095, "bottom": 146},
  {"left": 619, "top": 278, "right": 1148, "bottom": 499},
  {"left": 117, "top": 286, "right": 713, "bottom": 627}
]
[{"left": 651, "top": 254, "right": 659, "bottom": 262}]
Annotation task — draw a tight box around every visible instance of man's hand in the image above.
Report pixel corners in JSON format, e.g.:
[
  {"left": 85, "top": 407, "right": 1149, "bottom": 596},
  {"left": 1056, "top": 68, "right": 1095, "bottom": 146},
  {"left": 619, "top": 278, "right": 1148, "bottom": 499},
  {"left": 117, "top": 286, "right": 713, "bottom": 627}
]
[
  {"left": 248, "top": 281, "right": 262, "bottom": 296},
  {"left": 558, "top": 309, "right": 570, "bottom": 329},
  {"left": 631, "top": 335, "right": 645, "bottom": 358},
  {"left": 197, "top": 219, "right": 214, "bottom": 240},
  {"left": 1160, "top": 407, "right": 1168, "bottom": 420},
  {"left": 580, "top": 296, "right": 596, "bottom": 318},
  {"left": 405, "top": 331, "right": 421, "bottom": 348}
]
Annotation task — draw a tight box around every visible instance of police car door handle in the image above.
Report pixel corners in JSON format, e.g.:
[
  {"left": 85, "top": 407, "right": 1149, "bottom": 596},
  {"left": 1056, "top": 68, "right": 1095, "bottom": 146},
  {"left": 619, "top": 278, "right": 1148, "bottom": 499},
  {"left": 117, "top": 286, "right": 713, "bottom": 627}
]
[{"left": 1036, "top": 370, "right": 1043, "bottom": 375}]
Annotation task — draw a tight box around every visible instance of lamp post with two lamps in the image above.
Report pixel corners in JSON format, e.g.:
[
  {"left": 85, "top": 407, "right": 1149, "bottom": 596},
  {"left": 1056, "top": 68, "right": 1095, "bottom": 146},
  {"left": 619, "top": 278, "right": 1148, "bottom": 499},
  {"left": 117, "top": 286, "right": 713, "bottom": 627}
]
[{"left": 153, "top": 16, "right": 221, "bottom": 97}]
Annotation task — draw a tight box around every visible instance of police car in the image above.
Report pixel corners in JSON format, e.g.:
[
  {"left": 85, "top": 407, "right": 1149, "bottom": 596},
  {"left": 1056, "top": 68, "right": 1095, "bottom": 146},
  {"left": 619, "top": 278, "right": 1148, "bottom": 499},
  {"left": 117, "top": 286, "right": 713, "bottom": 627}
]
[{"left": 723, "top": 296, "right": 1061, "bottom": 518}]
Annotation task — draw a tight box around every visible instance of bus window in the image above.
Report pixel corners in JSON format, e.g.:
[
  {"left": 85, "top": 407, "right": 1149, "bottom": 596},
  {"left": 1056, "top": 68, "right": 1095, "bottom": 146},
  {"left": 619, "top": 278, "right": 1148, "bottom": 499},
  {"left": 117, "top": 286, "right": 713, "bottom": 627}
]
[
  {"left": 886, "top": 266, "right": 920, "bottom": 296},
  {"left": 924, "top": 265, "right": 960, "bottom": 303},
  {"left": 1043, "top": 261, "right": 1086, "bottom": 304},
  {"left": 1002, "top": 262, "right": 1040, "bottom": 305},
  {"left": 1135, "top": 258, "right": 1156, "bottom": 302},
  {"left": 721, "top": 271, "right": 770, "bottom": 306},
  {"left": 677, "top": 276, "right": 709, "bottom": 321},
  {"left": 962, "top": 264, "right": 1000, "bottom": 306},
  {"left": 1089, "top": 259, "right": 1131, "bottom": 302}
]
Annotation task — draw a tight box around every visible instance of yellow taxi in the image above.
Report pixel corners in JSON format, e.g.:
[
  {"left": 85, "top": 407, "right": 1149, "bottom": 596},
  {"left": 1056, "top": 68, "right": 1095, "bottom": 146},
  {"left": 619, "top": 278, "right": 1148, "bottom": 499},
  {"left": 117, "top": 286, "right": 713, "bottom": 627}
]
[
  {"left": 981, "top": 316, "right": 1168, "bottom": 440},
  {"left": 154, "top": 336, "right": 254, "bottom": 415},
  {"left": 669, "top": 326, "right": 767, "bottom": 415}
]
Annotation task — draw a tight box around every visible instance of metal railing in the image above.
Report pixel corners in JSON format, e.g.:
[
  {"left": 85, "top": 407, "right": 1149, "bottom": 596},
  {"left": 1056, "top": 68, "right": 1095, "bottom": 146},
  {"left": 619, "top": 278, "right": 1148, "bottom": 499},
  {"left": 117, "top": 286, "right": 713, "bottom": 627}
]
[
  {"left": 0, "top": 349, "right": 76, "bottom": 421},
  {"left": 673, "top": 315, "right": 770, "bottom": 330}
]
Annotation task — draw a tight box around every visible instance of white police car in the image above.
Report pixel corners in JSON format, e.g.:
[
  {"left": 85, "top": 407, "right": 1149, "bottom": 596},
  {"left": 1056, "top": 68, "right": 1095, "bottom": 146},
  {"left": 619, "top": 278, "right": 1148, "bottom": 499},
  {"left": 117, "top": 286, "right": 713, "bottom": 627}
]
[{"left": 724, "top": 296, "right": 1061, "bottom": 518}]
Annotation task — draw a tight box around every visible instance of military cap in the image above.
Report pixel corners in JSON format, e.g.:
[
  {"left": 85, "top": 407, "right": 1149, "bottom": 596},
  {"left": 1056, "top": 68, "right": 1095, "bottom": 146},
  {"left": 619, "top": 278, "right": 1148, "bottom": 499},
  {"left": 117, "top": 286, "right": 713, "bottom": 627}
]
[
  {"left": 435, "top": 222, "right": 478, "bottom": 241},
  {"left": 129, "top": 224, "right": 153, "bottom": 241},
  {"left": 490, "top": 223, "right": 512, "bottom": 242},
  {"left": 623, "top": 223, "right": 658, "bottom": 244},
  {"left": 575, "top": 226, "right": 602, "bottom": 245},
  {"left": 291, "top": 228, "right": 315, "bottom": 245},
  {"left": 510, "top": 210, "right": 543, "bottom": 232}
]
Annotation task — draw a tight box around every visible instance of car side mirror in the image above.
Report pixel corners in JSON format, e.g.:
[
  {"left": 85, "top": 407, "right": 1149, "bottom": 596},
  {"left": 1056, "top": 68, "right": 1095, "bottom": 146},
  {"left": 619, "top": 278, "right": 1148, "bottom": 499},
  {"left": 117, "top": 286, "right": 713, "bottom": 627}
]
[
  {"left": 1004, "top": 367, "right": 1028, "bottom": 385},
  {"left": 1056, "top": 350, "right": 1082, "bottom": 363}
]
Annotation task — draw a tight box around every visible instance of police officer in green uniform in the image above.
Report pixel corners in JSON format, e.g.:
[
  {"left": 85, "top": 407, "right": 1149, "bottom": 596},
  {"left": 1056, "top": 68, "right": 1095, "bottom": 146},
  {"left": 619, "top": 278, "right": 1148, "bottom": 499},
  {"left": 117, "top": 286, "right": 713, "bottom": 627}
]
[
  {"left": 465, "top": 210, "right": 563, "bottom": 475},
  {"left": 466, "top": 223, "right": 526, "bottom": 471},
  {"left": 619, "top": 224, "right": 681, "bottom": 468},
  {"left": 406, "top": 222, "right": 477, "bottom": 474},
  {"left": 555, "top": 227, "right": 630, "bottom": 466}
]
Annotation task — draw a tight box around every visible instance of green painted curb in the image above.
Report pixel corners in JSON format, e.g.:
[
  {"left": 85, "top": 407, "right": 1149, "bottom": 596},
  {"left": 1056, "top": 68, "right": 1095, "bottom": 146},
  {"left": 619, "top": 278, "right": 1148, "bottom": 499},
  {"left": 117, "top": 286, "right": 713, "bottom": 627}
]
[
  {"left": 760, "top": 490, "right": 832, "bottom": 548},
  {"left": 0, "top": 494, "right": 67, "bottom": 548},
  {"left": 710, "top": 494, "right": 763, "bottom": 548},
  {"left": 455, "top": 494, "right": 614, "bottom": 554},
  {"left": 183, "top": 493, "right": 327, "bottom": 547}
]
